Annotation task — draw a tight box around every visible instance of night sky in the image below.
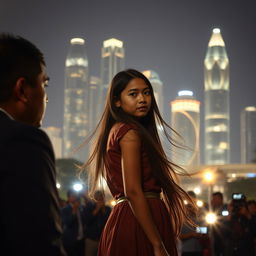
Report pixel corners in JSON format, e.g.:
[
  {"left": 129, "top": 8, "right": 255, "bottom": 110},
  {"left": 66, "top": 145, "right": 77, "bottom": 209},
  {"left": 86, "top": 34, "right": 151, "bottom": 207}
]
[{"left": 1, "top": 0, "right": 255, "bottom": 163}]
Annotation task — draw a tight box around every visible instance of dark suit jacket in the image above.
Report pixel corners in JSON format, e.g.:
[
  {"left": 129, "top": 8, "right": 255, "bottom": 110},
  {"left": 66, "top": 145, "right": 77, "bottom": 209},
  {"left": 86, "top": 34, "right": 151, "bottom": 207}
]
[
  {"left": 0, "top": 111, "right": 66, "bottom": 255},
  {"left": 61, "top": 204, "right": 85, "bottom": 248}
]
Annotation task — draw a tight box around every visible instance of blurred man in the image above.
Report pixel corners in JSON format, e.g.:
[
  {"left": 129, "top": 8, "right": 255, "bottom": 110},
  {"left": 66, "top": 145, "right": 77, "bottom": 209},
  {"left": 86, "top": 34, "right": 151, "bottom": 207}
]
[
  {"left": 247, "top": 200, "right": 256, "bottom": 217},
  {"left": 211, "top": 192, "right": 225, "bottom": 213},
  {"left": 179, "top": 191, "right": 207, "bottom": 256},
  {"left": 211, "top": 192, "right": 226, "bottom": 256},
  {"left": 0, "top": 33, "right": 66, "bottom": 255},
  {"left": 61, "top": 189, "right": 85, "bottom": 256},
  {"left": 224, "top": 197, "right": 256, "bottom": 256},
  {"left": 84, "top": 190, "right": 111, "bottom": 256}
]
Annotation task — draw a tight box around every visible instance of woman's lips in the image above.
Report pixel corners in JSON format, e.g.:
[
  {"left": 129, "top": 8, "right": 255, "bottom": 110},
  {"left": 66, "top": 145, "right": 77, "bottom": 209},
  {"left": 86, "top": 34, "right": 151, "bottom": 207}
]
[{"left": 137, "top": 106, "right": 148, "bottom": 111}]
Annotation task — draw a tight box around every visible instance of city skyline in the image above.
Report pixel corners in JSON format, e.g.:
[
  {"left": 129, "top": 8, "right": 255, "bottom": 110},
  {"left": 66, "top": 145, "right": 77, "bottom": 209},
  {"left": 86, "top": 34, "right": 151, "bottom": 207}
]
[{"left": 1, "top": 0, "right": 256, "bottom": 163}]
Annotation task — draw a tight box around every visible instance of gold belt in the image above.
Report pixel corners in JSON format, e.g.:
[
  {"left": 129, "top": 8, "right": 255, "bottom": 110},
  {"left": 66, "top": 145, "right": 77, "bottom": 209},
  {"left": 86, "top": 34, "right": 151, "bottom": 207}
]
[{"left": 115, "top": 192, "right": 161, "bottom": 205}]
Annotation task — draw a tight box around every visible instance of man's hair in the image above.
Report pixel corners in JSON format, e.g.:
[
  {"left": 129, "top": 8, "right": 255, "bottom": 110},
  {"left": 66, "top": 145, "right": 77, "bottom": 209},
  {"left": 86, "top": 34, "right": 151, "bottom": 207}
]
[
  {"left": 67, "top": 189, "right": 80, "bottom": 199},
  {"left": 0, "top": 33, "right": 45, "bottom": 102},
  {"left": 247, "top": 200, "right": 256, "bottom": 206},
  {"left": 212, "top": 192, "right": 223, "bottom": 199}
]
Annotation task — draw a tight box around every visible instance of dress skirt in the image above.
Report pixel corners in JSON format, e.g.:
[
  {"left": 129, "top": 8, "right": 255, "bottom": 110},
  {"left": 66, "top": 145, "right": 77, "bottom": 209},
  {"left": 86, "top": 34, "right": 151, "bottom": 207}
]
[{"left": 97, "top": 198, "right": 177, "bottom": 256}]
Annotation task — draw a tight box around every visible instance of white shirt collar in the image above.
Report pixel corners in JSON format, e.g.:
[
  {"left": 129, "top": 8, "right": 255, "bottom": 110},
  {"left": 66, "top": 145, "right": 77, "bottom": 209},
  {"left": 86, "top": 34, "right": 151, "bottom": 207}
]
[{"left": 0, "top": 108, "right": 14, "bottom": 120}]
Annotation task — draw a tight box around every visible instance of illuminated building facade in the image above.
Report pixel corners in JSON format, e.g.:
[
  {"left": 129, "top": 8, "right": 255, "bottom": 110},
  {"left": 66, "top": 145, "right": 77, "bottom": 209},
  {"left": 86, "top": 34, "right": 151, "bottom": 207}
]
[
  {"left": 88, "top": 76, "right": 101, "bottom": 132},
  {"left": 204, "top": 28, "right": 230, "bottom": 164},
  {"left": 241, "top": 106, "right": 256, "bottom": 163},
  {"left": 63, "top": 38, "right": 89, "bottom": 162},
  {"left": 43, "top": 127, "right": 62, "bottom": 159},
  {"left": 100, "top": 38, "right": 125, "bottom": 113},
  {"left": 142, "top": 70, "right": 164, "bottom": 114},
  {"left": 171, "top": 90, "right": 200, "bottom": 166}
]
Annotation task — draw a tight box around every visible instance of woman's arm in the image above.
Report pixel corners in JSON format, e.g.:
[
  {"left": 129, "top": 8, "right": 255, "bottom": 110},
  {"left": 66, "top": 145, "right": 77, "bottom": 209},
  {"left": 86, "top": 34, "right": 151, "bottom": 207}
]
[{"left": 120, "top": 129, "right": 169, "bottom": 256}]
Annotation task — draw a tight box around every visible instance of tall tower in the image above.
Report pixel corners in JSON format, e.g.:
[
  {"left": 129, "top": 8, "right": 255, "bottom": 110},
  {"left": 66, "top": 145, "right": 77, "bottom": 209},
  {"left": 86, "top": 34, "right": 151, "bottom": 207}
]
[
  {"left": 241, "top": 106, "right": 256, "bottom": 163},
  {"left": 204, "top": 28, "right": 230, "bottom": 164},
  {"left": 63, "top": 38, "right": 89, "bottom": 162},
  {"left": 142, "top": 70, "right": 164, "bottom": 114},
  {"left": 88, "top": 76, "right": 101, "bottom": 132},
  {"left": 100, "top": 38, "right": 125, "bottom": 113},
  {"left": 171, "top": 90, "right": 200, "bottom": 167}
]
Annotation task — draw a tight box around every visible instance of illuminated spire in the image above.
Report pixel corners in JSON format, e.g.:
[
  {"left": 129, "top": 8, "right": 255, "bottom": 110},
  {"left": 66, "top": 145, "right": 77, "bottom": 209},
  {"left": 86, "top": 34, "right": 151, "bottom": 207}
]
[
  {"left": 208, "top": 28, "right": 225, "bottom": 47},
  {"left": 70, "top": 38, "right": 85, "bottom": 45},
  {"left": 103, "top": 38, "right": 123, "bottom": 48}
]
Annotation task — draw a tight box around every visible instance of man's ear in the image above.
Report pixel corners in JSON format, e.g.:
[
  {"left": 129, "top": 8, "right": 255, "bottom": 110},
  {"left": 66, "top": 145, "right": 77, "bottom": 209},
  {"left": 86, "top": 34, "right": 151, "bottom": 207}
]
[{"left": 13, "top": 77, "right": 28, "bottom": 103}]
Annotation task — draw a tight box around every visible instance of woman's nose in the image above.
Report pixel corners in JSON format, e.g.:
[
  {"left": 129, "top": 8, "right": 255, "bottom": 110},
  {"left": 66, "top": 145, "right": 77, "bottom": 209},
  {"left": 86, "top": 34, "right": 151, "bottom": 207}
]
[{"left": 138, "top": 93, "right": 146, "bottom": 102}]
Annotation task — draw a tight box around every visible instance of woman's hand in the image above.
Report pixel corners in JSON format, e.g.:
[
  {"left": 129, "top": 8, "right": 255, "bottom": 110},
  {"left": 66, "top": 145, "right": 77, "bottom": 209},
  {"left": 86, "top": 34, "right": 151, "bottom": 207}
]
[{"left": 153, "top": 243, "right": 170, "bottom": 256}]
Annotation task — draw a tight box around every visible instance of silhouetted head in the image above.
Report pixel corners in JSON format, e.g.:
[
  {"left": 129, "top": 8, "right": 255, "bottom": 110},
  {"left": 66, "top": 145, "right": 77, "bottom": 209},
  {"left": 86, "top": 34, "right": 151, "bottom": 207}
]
[{"left": 0, "top": 33, "right": 48, "bottom": 127}]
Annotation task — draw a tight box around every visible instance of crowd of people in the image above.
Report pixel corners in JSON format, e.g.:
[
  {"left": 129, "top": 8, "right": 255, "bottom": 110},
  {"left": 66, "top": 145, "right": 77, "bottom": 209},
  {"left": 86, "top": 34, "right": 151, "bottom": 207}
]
[
  {"left": 179, "top": 191, "right": 256, "bottom": 256},
  {"left": 60, "top": 190, "right": 111, "bottom": 256}
]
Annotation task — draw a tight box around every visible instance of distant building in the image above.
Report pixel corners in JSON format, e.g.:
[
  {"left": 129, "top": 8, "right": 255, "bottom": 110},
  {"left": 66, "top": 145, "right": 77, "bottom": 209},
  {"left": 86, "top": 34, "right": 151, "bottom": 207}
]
[
  {"left": 241, "top": 106, "right": 256, "bottom": 163},
  {"left": 88, "top": 76, "right": 101, "bottom": 132},
  {"left": 43, "top": 127, "right": 62, "bottom": 159},
  {"left": 204, "top": 28, "right": 230, "bottom": 164},
  {"left": 100, "top": 38, "right": 125, "bottom": 112},
  {"left": 170, "top": 90, "right": 200, "bottom": 166},
  {"left": 63, "top": 38, "right": 89, "bottom": 162},
  {"left": 142, "top": 70, "right": 164, "bottom": 115}
]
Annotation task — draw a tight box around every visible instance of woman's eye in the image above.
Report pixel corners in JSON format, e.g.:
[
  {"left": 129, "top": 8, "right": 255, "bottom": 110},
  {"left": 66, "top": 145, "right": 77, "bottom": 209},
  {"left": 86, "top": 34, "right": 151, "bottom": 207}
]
[
  {"left": 144, "top": 91, "right": 151, "bottom": 95},
  {"left": 129, "top": 93, "right": 137, "bottom": 96}
]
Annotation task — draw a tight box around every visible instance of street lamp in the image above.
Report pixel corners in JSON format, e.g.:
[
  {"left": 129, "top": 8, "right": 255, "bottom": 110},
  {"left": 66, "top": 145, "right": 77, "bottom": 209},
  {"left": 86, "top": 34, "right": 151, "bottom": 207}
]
[
  {"left": 202, "top": 168, "right": 217, "bottom": 256},
  {"left": 194, "top": 187, "right": 201, "bottom": 195},
  {"left": 202, "top": 168, "right": 216, "bottom": 211},
  {"left": 73, "top": 183, "right": 83, "bottom": 192},
  {"left": 205, "top": 212, "right": 217, "bottom": 225}
]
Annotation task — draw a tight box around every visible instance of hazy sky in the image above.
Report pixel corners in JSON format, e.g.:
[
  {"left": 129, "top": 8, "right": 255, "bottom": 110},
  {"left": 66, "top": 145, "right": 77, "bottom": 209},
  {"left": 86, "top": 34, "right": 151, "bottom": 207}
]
[{"left": 1, "top": 0, "right": 255, "bottom": 163}]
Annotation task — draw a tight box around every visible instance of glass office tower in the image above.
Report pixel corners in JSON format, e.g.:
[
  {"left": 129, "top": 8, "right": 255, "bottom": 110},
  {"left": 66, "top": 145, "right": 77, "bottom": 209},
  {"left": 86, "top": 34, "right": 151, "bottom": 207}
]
[
  {"left": 99, "top": 38, "right": 125, "bottom": 114},
  {"left": 63, "top": 38, "right": 89, "bottom": 162},
  {"left": 204, "top": 28, "right": 230, "bottom": 164},
  {"left": 142, "top": 70, "right": 164, "bottom": 115},
  {"left": 171, "top": 90, "right": 200, "bottom": 166},
  {"left": 88, "top": 76, "right": 101, "bottom": 132},
  {"left": 241, "top": 106, "right": 256, "bottom": 163}
]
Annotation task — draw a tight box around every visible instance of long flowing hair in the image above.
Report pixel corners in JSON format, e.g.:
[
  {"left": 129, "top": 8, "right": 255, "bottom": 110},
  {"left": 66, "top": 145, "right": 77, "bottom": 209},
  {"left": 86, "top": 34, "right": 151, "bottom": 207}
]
[{"left": 83, "top": 69, "right": 196, "bottom": 238}]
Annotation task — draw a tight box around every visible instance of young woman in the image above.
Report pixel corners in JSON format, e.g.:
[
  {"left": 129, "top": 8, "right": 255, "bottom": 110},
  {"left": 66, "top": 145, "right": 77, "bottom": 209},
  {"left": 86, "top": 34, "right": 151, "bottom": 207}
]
[{"left": 85, "top": 69, "right": 195, "bottom": 256}]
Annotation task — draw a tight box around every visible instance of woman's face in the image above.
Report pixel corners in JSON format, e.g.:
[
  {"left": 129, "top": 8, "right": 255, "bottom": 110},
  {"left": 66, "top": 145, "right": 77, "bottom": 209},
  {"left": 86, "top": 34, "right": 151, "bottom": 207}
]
[{"left": 115, "top": 78, "right": 152, "bottom": 118}]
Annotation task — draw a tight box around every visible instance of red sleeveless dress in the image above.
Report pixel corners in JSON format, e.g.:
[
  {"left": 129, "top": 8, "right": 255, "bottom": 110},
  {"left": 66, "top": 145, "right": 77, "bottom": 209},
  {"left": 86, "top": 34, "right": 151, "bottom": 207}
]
[{"left": 97, "top": 123, "right": 177, "bottom": 256}]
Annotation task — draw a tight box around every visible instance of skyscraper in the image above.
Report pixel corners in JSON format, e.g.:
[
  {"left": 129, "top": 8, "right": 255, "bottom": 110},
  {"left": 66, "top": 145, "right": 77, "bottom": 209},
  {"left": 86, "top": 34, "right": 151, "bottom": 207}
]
[
  {"left": 142, "top": 70, "right": 164, "bottom": 114},
  {"left": 171, "top": 90, "right": 200, "bottom": 166},
  {"left": 204, "top": 28, "right": 230, "bottom": 164},
  {"left": 63, "top": 38, "right": 89, "bottom": 162},
  {"left": 88, "top": 76, "right": 101, "bottom": 132},
  {"left": 100, "top": 38, "right": 125, "bottom": 111},
  {"left": 241, "top": 106, "right": 256, "bottom": 163}
]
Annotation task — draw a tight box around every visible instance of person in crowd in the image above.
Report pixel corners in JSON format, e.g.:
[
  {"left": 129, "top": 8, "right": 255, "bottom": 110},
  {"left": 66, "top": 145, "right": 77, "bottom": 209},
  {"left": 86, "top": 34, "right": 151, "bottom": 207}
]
[
  {"left": 82, "top": 69, "right": 196, "bottom": 256},
  {"left": 224, "top": 196, "right": 256, "bottom": 256},
  {"left": 84, "top": 190, "right": 111, "bottom": 256},
  {"left": 180, "top": 191, "right": 206, "bottom": 256},
  {"left": 0, "top": 33, "right": 66, "bottom": 255},
  {"left": 211, "top": 192, "right": 227, "bottom": 256},
  {"left": 61, "top": 189, "right": 85, "bottom": 256},
  {"left": 247, "top": 201, "right": 256, "bottom": 256},
  {"left": 248, "top": 200, "right": 256, "bottom": 218},
  {"left": 211, "top": 192, "right": 226, "bottom": 213}
]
